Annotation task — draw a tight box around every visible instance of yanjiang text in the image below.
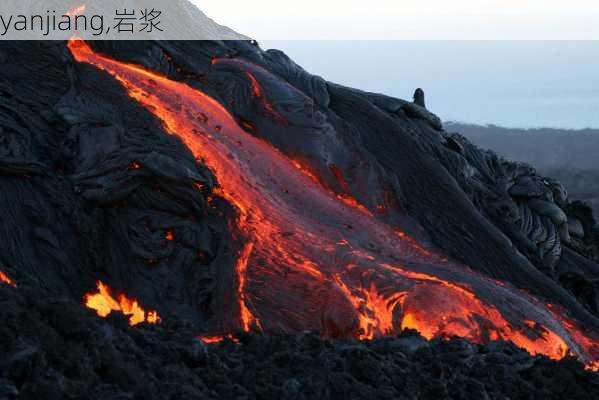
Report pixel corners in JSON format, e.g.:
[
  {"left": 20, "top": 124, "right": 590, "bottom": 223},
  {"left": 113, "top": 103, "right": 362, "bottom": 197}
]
[{"left": 0, "top": 9, "right": 163, "bottom": 37}]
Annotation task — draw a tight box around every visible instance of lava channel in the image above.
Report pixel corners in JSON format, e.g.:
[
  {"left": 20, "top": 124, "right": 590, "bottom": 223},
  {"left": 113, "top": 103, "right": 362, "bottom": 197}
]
[{"left": 68, "top": 39, "right": 599, "bottom": 368}]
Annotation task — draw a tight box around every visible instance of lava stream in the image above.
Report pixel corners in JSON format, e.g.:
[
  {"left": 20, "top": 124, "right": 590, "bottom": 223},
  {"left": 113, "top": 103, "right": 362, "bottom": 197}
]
[
  {"left": 0, "top": 270, "right": 16, "bottom": 287},
  {"left": 198, "top": 334, "right": 240, "bottom": 345},
  {"left": 68, "top": 40, "right": 599, "bottom": 367},
  {"left": 84, "top": 281, "right": 161, "bottom": 326}
]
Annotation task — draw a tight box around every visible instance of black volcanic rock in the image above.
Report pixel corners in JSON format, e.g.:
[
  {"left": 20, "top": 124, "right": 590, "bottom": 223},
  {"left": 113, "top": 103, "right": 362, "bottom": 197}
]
[
  {"left": 446, "top": 122, "right": 599, "bottom": 217},
  {"left": 2, "top": 285, "right": 599, "bottom": 400},
  {"left": 1, "top": 35, "right": 599, "bottom": 398}
]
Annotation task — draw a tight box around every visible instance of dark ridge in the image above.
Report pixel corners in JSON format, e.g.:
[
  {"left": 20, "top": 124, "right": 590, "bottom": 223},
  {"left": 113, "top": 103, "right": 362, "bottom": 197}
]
[{"left": 448, "top": 121, "right": 599, "bottom": 220}]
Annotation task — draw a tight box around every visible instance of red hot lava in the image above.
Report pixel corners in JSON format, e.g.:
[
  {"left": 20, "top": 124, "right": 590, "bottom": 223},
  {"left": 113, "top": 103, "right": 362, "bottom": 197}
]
[
  {"left": 0, "top": 270, "right": 16, "bottom": 287},
  {"left": 85, "top": 281, "right": 161, "bottom": 326},
  {"left": 68, "top": 40, "right": 599, "bottom": 368},
  {"left": 198, "top": 334, "right": 240, "bottom": 345}
]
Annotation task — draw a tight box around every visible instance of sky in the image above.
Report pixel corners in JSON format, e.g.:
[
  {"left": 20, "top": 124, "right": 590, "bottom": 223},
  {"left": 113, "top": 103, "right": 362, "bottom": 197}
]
[
  {"left": 260, "top": 41, "right": 599, "bottom": 129},
  {"left": 191, "top": 1, "right": 599, "bottom": 128},
  {"left": 196, "top": 0, "right": 599, "bottom": 40}
]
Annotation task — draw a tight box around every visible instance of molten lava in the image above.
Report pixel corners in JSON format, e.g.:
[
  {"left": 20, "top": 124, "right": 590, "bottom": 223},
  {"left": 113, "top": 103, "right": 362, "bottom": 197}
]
[
  {"left": 198, "top": 334, "right": 240, "bottom": 345},
  {"left": 68, "top": 40, "right": 599, "bottom": 367},
  {"left": 165, "top": 230, "right": 174, "bottom": 241},
  {"left": 84, "top": 281, "right": 161, "bottom": 326},
  {"left": 236, "top": 241, "right": 261, "bottom": 331},
  {"left": 0, "top": 270, "right": 16, "bottom": 287}
]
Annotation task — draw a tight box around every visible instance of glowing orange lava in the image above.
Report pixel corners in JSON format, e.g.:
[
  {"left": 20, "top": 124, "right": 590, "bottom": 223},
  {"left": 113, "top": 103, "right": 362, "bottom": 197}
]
[
  {"left": 68, "top": 39, "right": 599, "bottom": 368},
  {"left": 84, "top": 281, "right": 161, "bottom": 326},
  {"left": 334, "top": 275, "right": 405, "bottom": 339},
  {"left": 0, "top": 270, "right": 16, "bottom": 287},
  {"left": 236, "top": 241, "right": 261, "bottom": 331},
  {"left": 198, "top": 334, "right": 240, "bottom": 344}
]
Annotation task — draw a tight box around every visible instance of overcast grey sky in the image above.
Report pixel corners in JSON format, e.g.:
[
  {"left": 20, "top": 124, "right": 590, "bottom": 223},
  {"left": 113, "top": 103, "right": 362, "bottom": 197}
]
[
  {"left": 261, "top": 41, "right": 599, "bottom": 129},
  {"left": 198, "top": 0, "right": 599, "bottom": 40}
]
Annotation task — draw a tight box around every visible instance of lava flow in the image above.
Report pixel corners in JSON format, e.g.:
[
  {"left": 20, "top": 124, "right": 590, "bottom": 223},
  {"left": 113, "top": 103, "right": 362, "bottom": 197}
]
[
  {"left": 68, "top": 40, "right": 599, "bottom": 367},
  {"left": 198, "top": 334, "right": 240, "bottom": 345},
  {"left": 84, "top": 281, "right": 161, "bottom": 326},
  {"left": 0, "top": 270, "right": 16, "bottom": 287}
]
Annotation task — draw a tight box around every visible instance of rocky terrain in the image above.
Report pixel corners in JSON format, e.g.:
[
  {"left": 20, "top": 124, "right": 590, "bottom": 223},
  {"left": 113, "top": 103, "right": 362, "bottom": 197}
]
[
  {"left": 448, "top": 122, "right": 599, "bottom": 216},
  {"left": 0, "top": 10, "right": 599, "bottom": 398},
  {"left": 2, "top": 284, "right": 599, "bottom": 400}
]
